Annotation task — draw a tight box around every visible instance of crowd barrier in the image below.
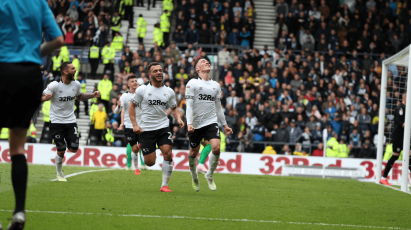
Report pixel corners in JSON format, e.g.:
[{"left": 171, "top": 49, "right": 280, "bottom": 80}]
[{"left": 0, "top": 143, "right": 405, "bottom": 184}]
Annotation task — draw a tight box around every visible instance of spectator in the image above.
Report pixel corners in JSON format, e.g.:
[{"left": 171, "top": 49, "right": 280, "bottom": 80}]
[
  {"left": 98, "top": 74, "right": 113, "bottom": 112},
  {"left": 218, "top": 46, "right": 230, "bottom": 72},
  {"left": 262, "top": 145, "right": 277, "bottom": 155},
  {"left": 245, "top": 111, "right": 258, "bottom": 130},
  {"left": 239, "top": 27, "right": 251, "bottom": 47},
  {"left": 92, "top": 104, "right": 107, "bottom": 145},
  {"left": 358, "top": 140, "right": 374, "bottom": 158},
  {"left": 226, "top": 91, "right": 239, "bottom": 109},
  {"left": 338, "top": 137, "right": 349, "bottom": 158},
  {"left": 299, "top": 127, "right": 312, "bottom": 153},
  {"left": 184, "top": 24, "right": 199, "bottom": 45},
  {"left": 111, "top": 121, "right": 123, "bottom": 147},
  {"left": 274, "top": 121, "right": 289, "bottom": 152},
  {"left": 199, "top": 23, "right": 211, "bottom": 44},
  {"left": 216, "top": 30, "right": 229, "bottom": 46},
  {"left": 252, "top": 120, "right": 267, "bottom": 152},
  {"left": 62, "top": 22, "right": 78, "bottom": 46},
  {"left": 326, "top": 132, "right": 339, "bottom": 157},
  {"left": 287, "top": 119, "right": 302, "bottom": 144},
  {"left": 233, "top": 2, "right": 243, "bottom": 18},
  {"left": 302, "top": 36, "right": 315, "bottom": 53},
  {"left": 293, "top": 143, "right": 309, "bottom": 156},
  {"left": 312, "top": 143, "right": 324, "bottom": 156},
  {"left": 66, "top": 4, "right": 79, "bottom": 21},
  {"left": 311, "top": 122, "right": 323, "bottom": 144}
]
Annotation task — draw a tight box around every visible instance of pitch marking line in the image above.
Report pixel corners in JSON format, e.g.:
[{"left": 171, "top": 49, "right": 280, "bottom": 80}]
[
  {"left": 50, "top": 169, "right": 118, "bottom": 181},
  {"left": 378, "top": 183, "right": 411, "bottom": 194},
  {"left": 0, "top": 210, "right": 408, "bottom": 229}
]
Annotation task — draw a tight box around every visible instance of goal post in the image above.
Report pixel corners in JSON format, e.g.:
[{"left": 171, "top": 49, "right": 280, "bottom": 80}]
[{"left": 377, "top": 45, "right": 411, "bottom": 192}]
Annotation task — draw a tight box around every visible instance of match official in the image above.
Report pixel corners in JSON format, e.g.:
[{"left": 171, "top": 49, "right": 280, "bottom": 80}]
[
  {"left": 0, "top": 0, "right": 64, "bottom": 229},
  {"left": 380, "top": 93, "right": 411, "bottom": 186}
]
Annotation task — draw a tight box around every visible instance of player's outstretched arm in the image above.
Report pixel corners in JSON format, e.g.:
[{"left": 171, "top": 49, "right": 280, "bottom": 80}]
[
  {"left": 129, "top": 101, "right": 143, "bottom": 134},
  {"left": 215, "top": 99, "right": 233, "bottom": 135},
  {"left": 185, "top": 98, "right": 194, "bottom": 133},
  {"left": 76, "top": 91, "right": 101, "bottom": 101},
  {"left": 171, "top": 106, "right": 185, "bottom": 129}
]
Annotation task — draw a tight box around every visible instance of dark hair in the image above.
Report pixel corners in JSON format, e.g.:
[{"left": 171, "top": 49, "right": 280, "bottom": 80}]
[
  {"left": 127, "top": 74, "right": 137, "bottom": 81},
  {"left": 193, "top": 56, "right": 210, "bottom": 72},
  {"left": 60, "top": 62, "right": 72, "bottom": 74},
  {"left": 147, "top": 62, "right": 161, "bottom": 72}
]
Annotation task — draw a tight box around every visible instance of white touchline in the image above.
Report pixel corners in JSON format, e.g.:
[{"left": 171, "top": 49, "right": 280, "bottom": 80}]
[
  {"left": 50, "top": 169, "right": 118, "bottom": 181},
  {"left": 377, "top": 183, "right": 411, "bottom": 194},
  {"left": 0, "top": 210, "right": 408, "bottom": 229}
]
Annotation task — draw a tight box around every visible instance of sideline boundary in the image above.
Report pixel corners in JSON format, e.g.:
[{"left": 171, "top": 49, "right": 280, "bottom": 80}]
[{"left": 0, "top": 209, "right": 408, "bottom": 229}]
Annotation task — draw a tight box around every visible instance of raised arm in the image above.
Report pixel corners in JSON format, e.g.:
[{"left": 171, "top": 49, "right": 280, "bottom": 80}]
[
  {"left": 76, "top": 91, "right": 101, "bottom": 101},
  {"left": 113, "top": 99, "right": 122, "bottom": 114}
]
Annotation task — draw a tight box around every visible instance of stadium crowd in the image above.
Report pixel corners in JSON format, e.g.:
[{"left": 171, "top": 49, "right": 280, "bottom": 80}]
[{"left": 4, "top": 0, "right": 409, "bottom": 160}]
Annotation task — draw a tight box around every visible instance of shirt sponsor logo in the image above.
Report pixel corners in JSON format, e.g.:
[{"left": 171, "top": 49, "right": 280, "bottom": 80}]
[
  {"left": 198, "top": 94, "right": 215, "bottom": 101},
  {"left": 148, "top": 100, "right": 167, "bottom": 106},
  {"left": 58, "top": 96, "right": 76, "bottom": 102}
]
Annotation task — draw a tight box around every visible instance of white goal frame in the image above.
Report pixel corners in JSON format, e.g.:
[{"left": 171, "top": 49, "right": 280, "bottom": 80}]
[{"left": 376, "top": 45, "right": 411, "bottom": 192}]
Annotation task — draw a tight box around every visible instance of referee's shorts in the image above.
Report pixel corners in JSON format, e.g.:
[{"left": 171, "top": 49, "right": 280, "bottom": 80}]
[
  {"left": 0, "top": 62, "right": 43, "bottom": 129},
  {"left": 392, "top": 137, "right": 411, "bottom": 153}
]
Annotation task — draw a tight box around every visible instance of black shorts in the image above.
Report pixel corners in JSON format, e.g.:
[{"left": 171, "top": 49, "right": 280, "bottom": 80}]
[
  {"left": 392, "top": 137, "right": 410, "bottom": 153},
  {"left": 50, "top": 122, "right": 80, "bottom": 152},
  {"left": 0, "top": 62, "right": 43, "bottom": 128},
  {"left": 140, "top": 127, "right": 173, "bottom": 155},
  {"left": 124, "top": 127, "right": 140, "bottom": 146},
  {"left": 188, "top": 123, "right": 220, "bottom": 149}
]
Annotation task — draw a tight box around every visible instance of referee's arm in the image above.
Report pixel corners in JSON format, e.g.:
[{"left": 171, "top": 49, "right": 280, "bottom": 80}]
[{"left": 40, "top": 36, "right": 64, "bottom": 57}]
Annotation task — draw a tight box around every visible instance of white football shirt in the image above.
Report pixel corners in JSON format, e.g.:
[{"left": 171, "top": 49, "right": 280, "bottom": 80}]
[
  {"left": 131, "top": 83, "right": 177, "bottom": 131},
  {"left": 43, "top": 80, "right": 82, "bottom": 124},
  {"left": 119, "top": 91, "right": 141, "bottom": 129},
  {"left": 185, "top": 77, "right": 221, "bottom": 129}
]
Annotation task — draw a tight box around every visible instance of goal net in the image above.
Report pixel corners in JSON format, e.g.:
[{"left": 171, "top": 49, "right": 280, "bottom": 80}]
[{"left": 377, "top": 45, "right": 411, "bottom": 192}]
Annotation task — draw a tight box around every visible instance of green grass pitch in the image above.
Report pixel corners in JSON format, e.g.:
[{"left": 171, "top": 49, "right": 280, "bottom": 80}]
[{"left": 0, "top": 163, "right": 411, "bottom": 230}]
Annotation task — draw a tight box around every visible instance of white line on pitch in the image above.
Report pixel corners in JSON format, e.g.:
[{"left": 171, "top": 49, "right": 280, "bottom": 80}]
[
  {"left": 50, "top": 169, "right": 118, "bottom": 181},
  {"left": 0, "top": 210, "right": 408, "bottom": 229},
  {"left": 378, "top": 183, "right": 411, "bottom": 194}
]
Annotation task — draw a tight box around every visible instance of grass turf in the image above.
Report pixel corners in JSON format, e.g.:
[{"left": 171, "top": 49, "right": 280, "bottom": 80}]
[{"left": 0, "top": 163, "right": 411, "bottom": 230}]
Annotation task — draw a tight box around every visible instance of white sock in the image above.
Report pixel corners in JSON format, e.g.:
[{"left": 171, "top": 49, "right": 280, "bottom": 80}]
[
  {"left": 188, "top": 155, "right": 198, "bottom": 180},
  {"left": 55, "top": 155, "right": 63, "bottom": 175},
  {"left": 133, "top": 152, "right": 139, "bottom": 169},
  {"left": 206, "top": 153, "right": 220, "bottom": 177},
  {"left": 161, "top": 160, "right": 173, "bottom": 187}
]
